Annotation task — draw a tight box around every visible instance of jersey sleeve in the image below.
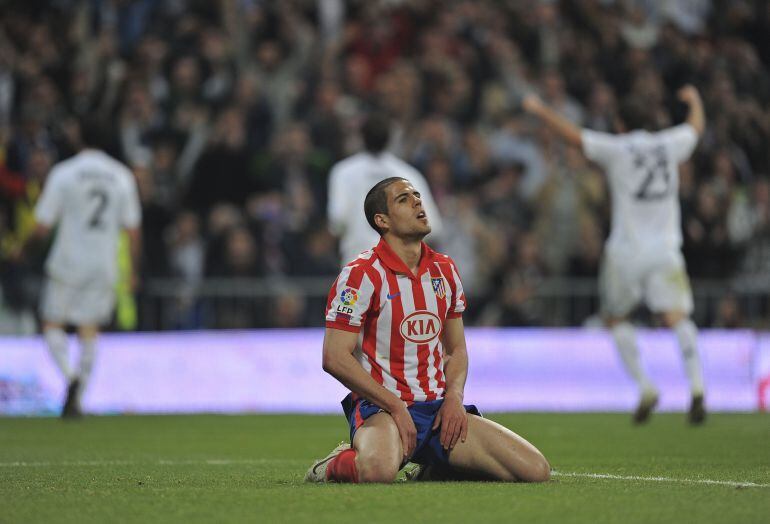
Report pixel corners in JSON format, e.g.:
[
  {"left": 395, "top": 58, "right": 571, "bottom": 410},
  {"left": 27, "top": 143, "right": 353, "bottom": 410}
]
[
  {"left": 325, "top": 265, "right": 376, "bottom": 333},
  {"left": 34, "top": 168, "right": 64, "bottom": 226},
  {"left": 581, "top": 129, "right": 622, "bottom": 167},
  {"left": 658, "top": 124, "right": 698, "bottom": 163},
  {"left": 120, "top": 171, "right": 142, "bottom": 228},
  {"left": 445, "top": 258, "right": 466, "bottom": 319}
]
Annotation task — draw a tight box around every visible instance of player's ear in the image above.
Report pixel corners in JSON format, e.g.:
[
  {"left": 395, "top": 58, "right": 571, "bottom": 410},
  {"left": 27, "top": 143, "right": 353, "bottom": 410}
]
[{"left": 374, "top": 213, "right": 389, "bottom": 232}]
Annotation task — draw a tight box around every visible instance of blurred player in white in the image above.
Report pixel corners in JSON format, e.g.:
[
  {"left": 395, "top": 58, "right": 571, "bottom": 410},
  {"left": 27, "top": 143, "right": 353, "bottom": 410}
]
[
  {"left": 327, "top": 113, "right": 442, "bottom": 266},
  {"left": 523, "top": 85, "right": 706, "bottom": 424},
  {"left": 21, "top": 119, "right": 142, "bottom": 418}
]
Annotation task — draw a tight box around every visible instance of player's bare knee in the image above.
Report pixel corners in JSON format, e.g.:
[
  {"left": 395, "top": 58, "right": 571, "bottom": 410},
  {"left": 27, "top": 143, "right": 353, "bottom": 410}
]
[
  {"left": 660, "top": 310, "right": 686, "bottom": 328},
  {"left": 507, "top": 451, "right": 550, "bottom": 483},
  {"left": 355, "top": 457, "right": 399, "bottom": 483},
  {"left": 525, "top": 454, "right": 551, "bottom": 483}
]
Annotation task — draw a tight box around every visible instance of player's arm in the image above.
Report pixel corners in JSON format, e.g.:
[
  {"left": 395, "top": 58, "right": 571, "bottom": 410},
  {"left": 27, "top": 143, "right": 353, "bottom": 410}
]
[
  {"left": 678, "top": 85, "right": 705, "bottom": 137},
  {"left": 522, "top": 94, "right": 583, "bottom": 148},
  {"left": 322, "top": 328, "right": 417, "bottom": 459},
  {"left": 11, "top": 222, "right": 52, "bottom": 261},
  {"left": 434, "top": 316, "right": 469, "bottom": 451},
  {"left": 125, "top": 226, "right": 142, "bottom": 292},
  {"left": 14, "top": 167, "right": 61, "bottom": 261}
]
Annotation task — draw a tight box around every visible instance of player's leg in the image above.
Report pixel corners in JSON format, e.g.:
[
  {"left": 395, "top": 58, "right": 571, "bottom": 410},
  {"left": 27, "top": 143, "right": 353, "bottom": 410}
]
[
  {"left": 660, "top": 310, "right": 706, "bottom": 423},
  {"left": 446, "top": 415, "right": 550, "bottom": 482},
  {"left": 350, "top": 412, "right": 403, "bottom": 483},
  {"left": 601, "top": 254, "right": 657, "bottom": 421},
  {"left": 648, "top": 253, "right": 705, "bottom": 424},
  {"left": 75, "top": 324, "right": 99, "bottom": 410},
  {"left": 68, "top": 283, "right": 113, "bottom": 415},
  {"left": 42, "top": 321, "right": 72, "bottom": 381},
  {"left": 306, "top": 410, "right": 402, "bottom": 484},
  {"left": 40, "top": 279, "right": 81, "bottom": 417},
  {"left": 40, "top": 280, "right": 73, "bottom": 381}
]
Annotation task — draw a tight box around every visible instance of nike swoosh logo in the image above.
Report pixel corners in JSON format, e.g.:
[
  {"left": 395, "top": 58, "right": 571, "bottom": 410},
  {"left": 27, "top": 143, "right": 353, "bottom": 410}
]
[{"left": 387, "top": 292, "right": 401, "bottom": 300}]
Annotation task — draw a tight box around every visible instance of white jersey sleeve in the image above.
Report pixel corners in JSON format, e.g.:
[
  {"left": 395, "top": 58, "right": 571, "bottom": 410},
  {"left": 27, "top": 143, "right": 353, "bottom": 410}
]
[
  {"left": 656, "top": 124, "right": 698, "bottom": 163},
  {"left": 34, "top": 168, "right": 66, "bottom": 227},
  {"left": 581, "top": 129, "right": 623, "bottom": 167}
]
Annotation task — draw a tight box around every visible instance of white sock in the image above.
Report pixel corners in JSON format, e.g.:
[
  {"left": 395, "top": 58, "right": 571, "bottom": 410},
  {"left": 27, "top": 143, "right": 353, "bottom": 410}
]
[
  {"left": 611, "top": 322, "right": 656, "bottom": 395},
  {"left": 673, "top": 318, "right": 704, "bottom": 397},
  {"left": 44, "top": 328, "right": 73, "bottom": 382},
  {"left": 77, "top": 337, "right": 98, "bottom": 405}
]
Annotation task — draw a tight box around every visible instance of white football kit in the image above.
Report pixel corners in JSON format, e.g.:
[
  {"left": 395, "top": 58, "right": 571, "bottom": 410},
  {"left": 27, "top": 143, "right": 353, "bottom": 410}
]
[
  {"left": 35, "top": 149, "right": 141, "bottom": 325},
  {"left": 327, "top": 151, "right": 443, "bottom": 266},
  {"left": 581, "top": 124, "right": 698, "bottom": 316}
]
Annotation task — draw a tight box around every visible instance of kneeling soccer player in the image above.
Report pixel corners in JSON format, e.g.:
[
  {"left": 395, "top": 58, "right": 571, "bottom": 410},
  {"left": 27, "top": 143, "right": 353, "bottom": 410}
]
[{"left": 305, "top": 177, "right": 550, "bottom": 483}]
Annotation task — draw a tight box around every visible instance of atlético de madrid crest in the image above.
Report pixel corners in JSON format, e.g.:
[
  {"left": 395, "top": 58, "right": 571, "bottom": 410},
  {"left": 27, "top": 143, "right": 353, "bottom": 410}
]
[{"left": 431, "top": 277, "right": 446, "bottom": 299}]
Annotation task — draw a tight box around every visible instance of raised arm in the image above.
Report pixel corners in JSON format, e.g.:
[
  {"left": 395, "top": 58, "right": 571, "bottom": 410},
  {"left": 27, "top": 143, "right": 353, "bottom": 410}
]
[
  {"left": 677, "top": 85, "right": 705, "bottom": 137},
  {"left": 322, "top": 328, "right": 417, "bottom": 459},
  {"left": 522, "top": 94, "right": 584, "bottom": 148}
]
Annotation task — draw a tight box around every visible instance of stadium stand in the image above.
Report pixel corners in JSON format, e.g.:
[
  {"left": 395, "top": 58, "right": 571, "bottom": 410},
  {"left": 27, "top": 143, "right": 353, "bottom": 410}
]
[{"left": 1, "top": 0, "right": 769, "bottom": 330}]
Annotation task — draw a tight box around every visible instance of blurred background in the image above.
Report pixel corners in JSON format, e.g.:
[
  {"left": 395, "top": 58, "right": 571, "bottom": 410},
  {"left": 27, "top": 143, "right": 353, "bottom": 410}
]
[
  {"left": 1, "top": 0, "right": 770, "bottom": 415},
  {"left": 1, "top": 0, "right": 769, "bottom": 333}
]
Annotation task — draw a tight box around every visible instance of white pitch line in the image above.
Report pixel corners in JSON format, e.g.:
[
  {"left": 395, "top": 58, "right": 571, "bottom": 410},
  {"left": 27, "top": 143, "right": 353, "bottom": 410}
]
[
  {"left": 1, "top": 460, "right": 767, "bottom": 488},
  {"left": 552, "top": 471, "right": 770, "bottom": 489}
]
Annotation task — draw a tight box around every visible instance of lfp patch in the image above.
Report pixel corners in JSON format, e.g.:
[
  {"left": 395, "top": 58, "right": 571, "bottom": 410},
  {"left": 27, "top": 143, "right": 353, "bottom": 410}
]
[
  {"left": 340, "top": 288, "right": 359, "bottom": 306},
  {"left": 431, "top": 278, "right": 446, "bottom": 299}
]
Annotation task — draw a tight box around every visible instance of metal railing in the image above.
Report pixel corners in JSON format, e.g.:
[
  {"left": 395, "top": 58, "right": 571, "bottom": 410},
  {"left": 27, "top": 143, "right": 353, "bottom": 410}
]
[{"left": 136, "top": 276, "right": 769, "bottom": 331}]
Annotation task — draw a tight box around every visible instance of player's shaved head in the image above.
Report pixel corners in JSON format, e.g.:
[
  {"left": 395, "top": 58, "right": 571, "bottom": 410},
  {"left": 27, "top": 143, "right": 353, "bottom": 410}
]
[{"left": 364, "top": 177, "right": 408, "bottom": 235}]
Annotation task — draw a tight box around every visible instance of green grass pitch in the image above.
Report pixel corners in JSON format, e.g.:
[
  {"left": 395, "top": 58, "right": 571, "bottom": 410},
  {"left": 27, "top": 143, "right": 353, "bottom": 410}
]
[{"left": 1, "top": 413, "right": 768, "bottom": 523}]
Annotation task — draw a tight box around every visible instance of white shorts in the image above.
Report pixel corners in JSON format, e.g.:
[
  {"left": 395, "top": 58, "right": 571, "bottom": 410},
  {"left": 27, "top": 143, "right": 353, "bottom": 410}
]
[
  {"left": 40, "top": 278, "right": 115, "bottom": 326},
  {"left": 599, "top": 248, "right": 693, "bottom": 318}
]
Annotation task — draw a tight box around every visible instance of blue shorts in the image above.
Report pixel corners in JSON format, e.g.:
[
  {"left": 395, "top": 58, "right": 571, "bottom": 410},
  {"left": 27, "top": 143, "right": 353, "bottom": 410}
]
[{"left": 341, "top": 393, "right": 481, "bottom": 467}]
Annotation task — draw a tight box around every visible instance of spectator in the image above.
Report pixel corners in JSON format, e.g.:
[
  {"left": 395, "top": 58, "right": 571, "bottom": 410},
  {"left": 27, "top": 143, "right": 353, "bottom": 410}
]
[{"left": 1, "top": 1, "right": 770, "bottom": 329}]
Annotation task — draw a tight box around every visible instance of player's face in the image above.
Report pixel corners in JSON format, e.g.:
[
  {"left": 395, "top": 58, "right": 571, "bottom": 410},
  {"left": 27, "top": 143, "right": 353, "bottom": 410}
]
[{"left": 382, "top": 180, "right": 431, "bottom": 239}]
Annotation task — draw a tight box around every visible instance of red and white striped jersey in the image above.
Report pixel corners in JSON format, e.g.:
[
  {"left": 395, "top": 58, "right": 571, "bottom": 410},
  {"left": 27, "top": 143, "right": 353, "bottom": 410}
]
[{"left": 325, "top": 238, "right": 466, "bottom": 403}]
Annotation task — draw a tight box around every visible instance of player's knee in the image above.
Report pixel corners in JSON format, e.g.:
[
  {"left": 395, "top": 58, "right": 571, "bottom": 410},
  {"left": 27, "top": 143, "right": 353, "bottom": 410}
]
[
  {"left": 356, "top": 458, "right": 399, "bottom": 483},
  {"left": 525, "top": 455, "right": 551, "bottom": 483},
  {"left": 507, "top": 452, "right": 550, "bottom": 483},
  {"left": 659, "top": 311, "right": 682, "bottom": 328}
]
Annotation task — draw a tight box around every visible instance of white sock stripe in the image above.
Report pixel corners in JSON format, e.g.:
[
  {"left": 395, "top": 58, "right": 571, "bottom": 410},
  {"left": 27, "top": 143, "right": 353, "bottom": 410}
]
[{"left": 551, "top": 471, "right": 769, "bottom": 489}]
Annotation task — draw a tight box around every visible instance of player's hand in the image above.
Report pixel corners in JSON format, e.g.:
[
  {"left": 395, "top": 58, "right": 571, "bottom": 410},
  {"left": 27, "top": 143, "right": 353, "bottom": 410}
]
[
  {"left": 390, "top": 402, "right": 417, "bottom": 460},
  {"left": 522, "top": 93, "right": 544, "bottom": 114},
  {"left": 433, "top": 391, "right": 468, "bottom": 452},
  {"left": 677, "top": 85, "right": 700, "bottom": 105}
]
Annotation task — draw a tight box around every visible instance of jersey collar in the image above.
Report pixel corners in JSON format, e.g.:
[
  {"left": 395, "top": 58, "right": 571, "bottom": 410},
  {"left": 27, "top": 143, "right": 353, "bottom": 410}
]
[{"left": 374, "top": 237, "right": 434, "bottom": 281}]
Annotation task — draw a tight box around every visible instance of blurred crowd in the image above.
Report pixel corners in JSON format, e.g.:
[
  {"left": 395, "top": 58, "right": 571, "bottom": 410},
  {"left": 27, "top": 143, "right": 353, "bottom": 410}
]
[{"left": 1, "top": 0, "right": 769, "bottom": 330}]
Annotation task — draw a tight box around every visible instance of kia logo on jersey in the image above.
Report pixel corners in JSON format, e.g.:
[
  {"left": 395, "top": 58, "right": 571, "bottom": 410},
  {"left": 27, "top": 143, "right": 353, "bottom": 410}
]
[{"left": 399, "top": 311, "right": 441, "bottom": 344}]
